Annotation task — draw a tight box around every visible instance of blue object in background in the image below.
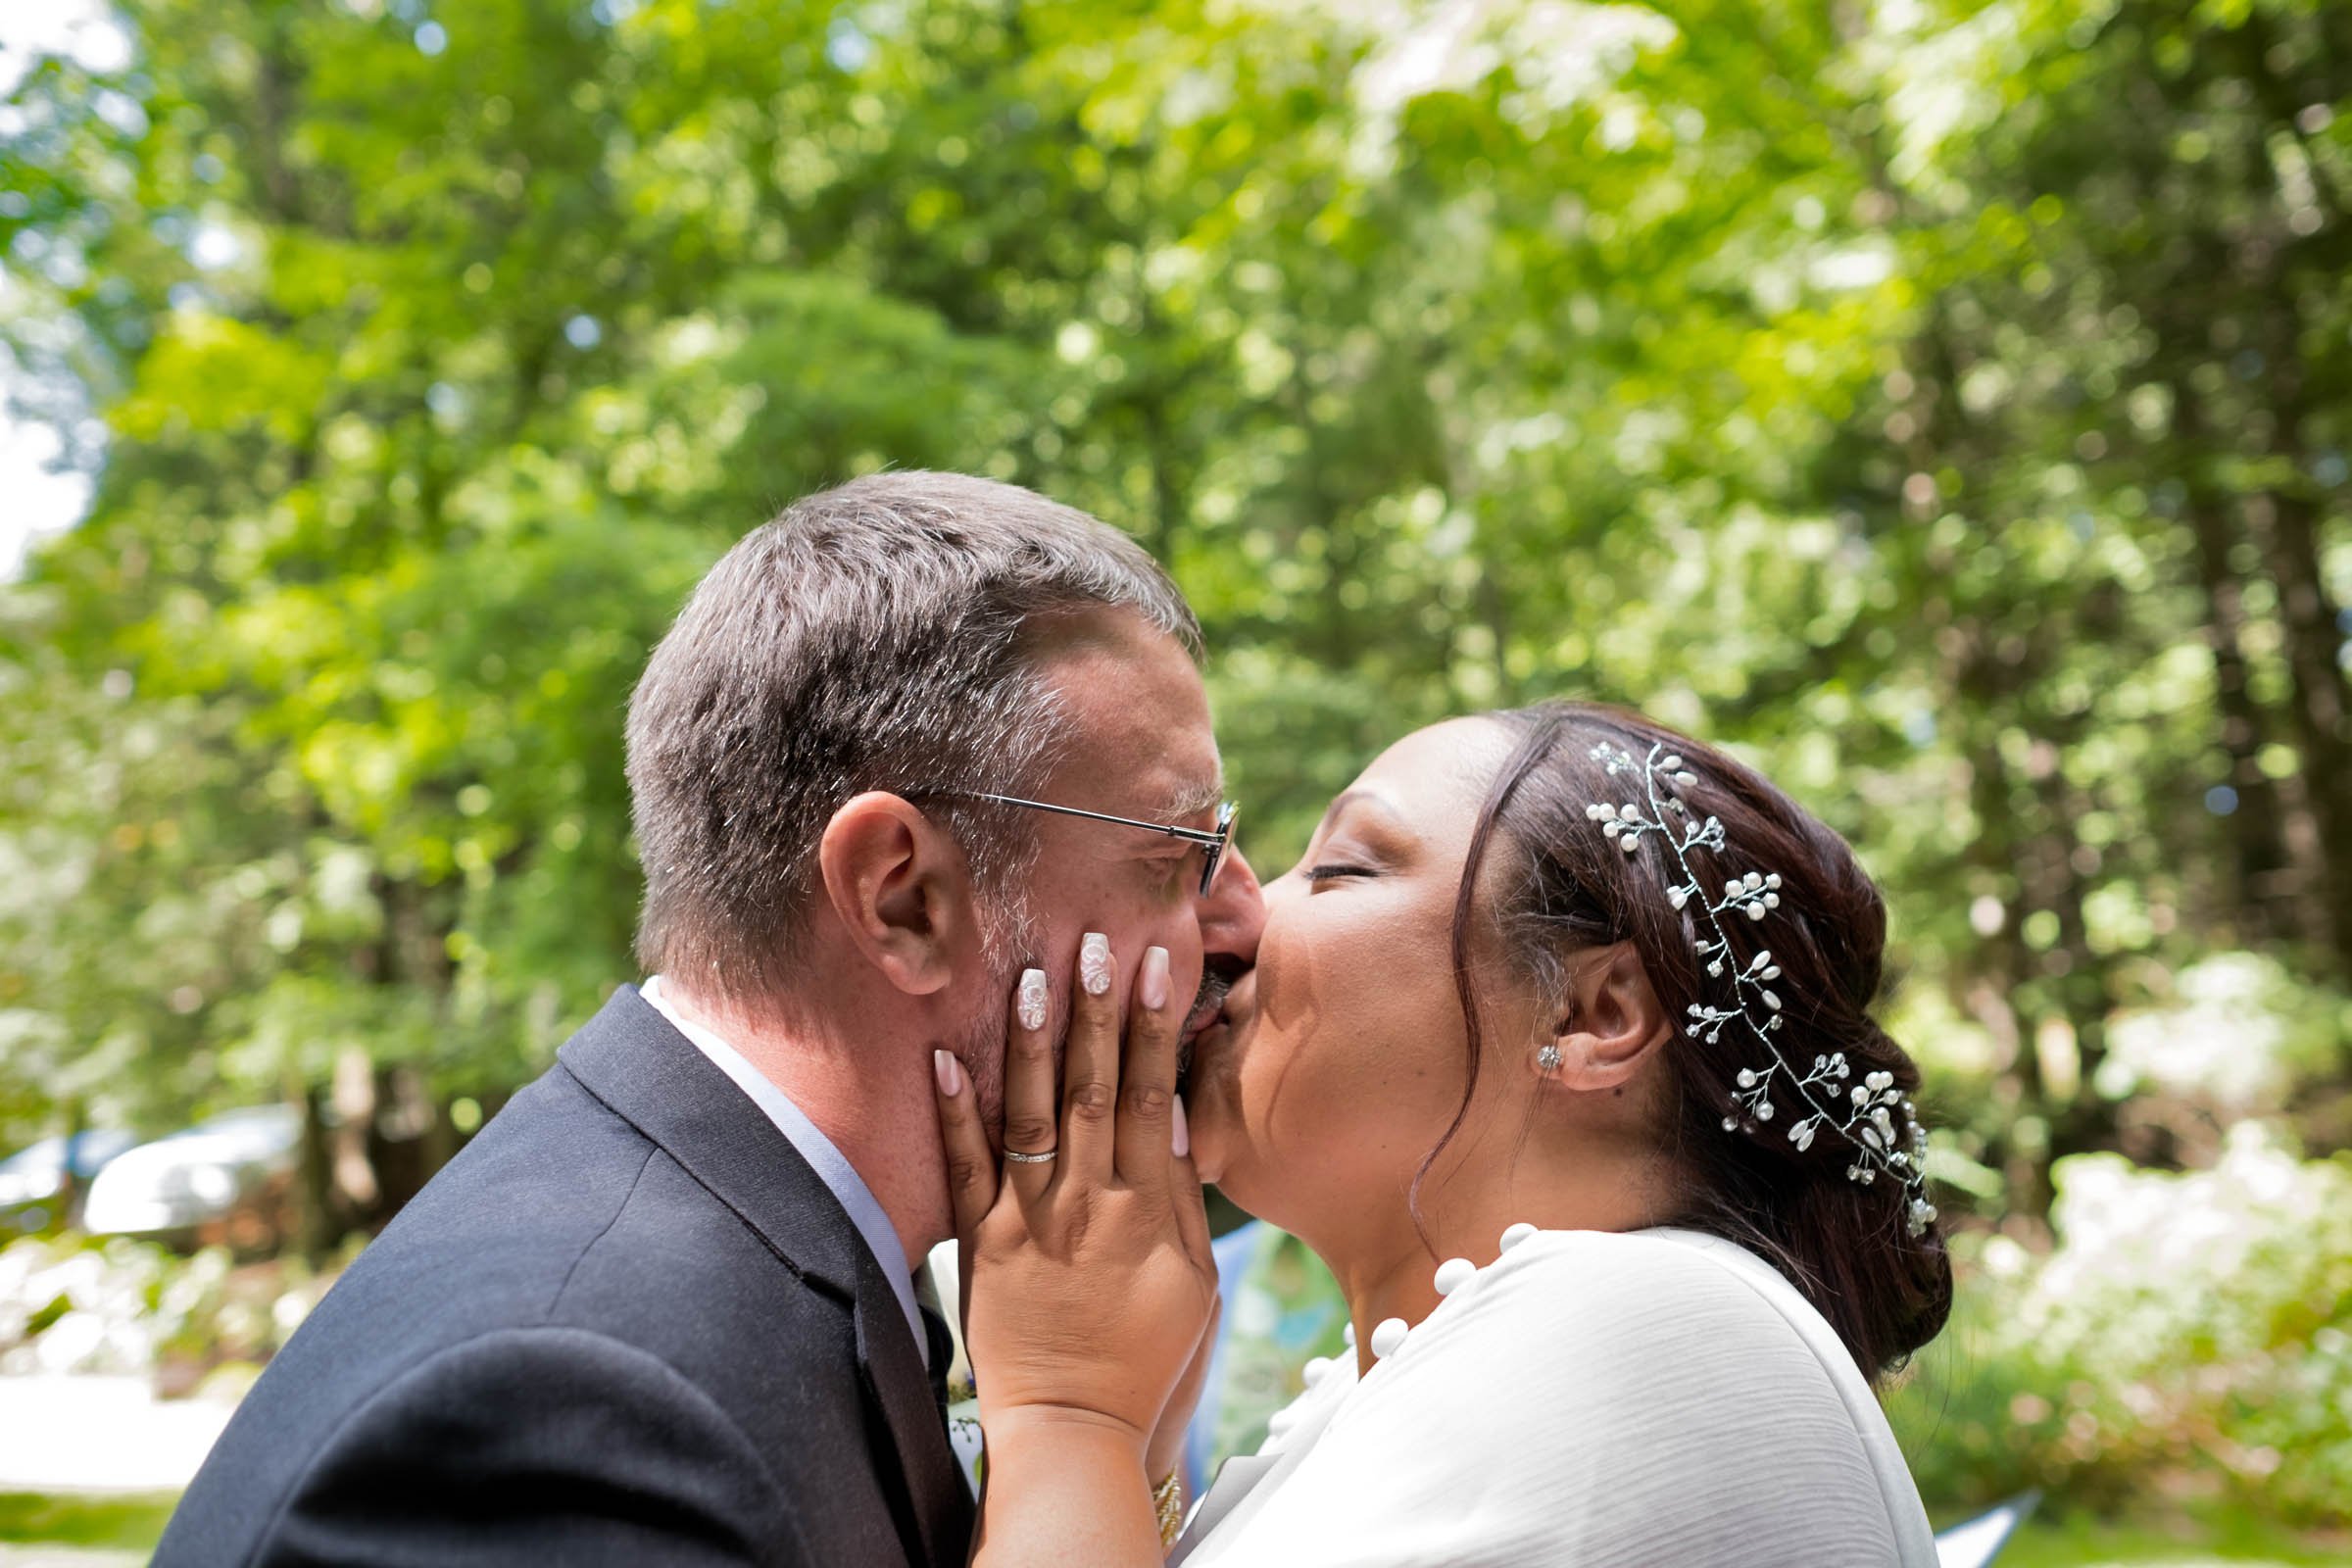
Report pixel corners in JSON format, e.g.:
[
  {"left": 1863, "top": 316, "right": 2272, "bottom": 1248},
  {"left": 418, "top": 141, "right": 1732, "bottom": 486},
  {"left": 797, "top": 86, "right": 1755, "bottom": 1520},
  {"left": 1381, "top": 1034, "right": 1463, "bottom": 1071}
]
[
  {"left": 1181, "top": 1220, "right": 1268, "bottom": 1496},
  {"left": 0, "top": 1128, "right": 137, "bottom": 1234}
]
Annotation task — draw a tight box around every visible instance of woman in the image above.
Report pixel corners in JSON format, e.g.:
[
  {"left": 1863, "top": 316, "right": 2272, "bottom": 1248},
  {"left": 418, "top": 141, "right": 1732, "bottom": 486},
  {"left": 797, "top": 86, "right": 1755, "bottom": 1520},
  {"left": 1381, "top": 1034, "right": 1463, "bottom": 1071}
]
[{"left": 932, "top": 701, "right": 1950, "bottom": 1565}]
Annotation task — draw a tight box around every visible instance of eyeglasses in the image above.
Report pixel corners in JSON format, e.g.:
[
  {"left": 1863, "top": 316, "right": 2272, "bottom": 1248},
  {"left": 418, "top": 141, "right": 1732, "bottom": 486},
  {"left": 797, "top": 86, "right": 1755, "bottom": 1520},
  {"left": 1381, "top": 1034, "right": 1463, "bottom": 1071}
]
[{"left": 952, "top": 793, "right": 1238, "bottom": 896}]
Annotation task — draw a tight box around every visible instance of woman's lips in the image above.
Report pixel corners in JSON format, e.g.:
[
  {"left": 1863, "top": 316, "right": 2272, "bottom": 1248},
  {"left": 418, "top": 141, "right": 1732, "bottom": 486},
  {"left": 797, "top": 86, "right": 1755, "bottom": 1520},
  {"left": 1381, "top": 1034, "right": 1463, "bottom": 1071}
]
[
  {"left": 1218, "top": 969, "right": 1258, "bottom": 1029},
  {"left": 1182, "top": 993, "right": 1225, "bottom": 1039},
  {"left": 1183, "top": 958, "right": 1244, "bottom": 1039},
  {"left": 1179, "top": 966, "right": 1250, "bottom": 1091},
  {"left": 1178, "top": 994, "right": 1240, "bottom": 1091}
]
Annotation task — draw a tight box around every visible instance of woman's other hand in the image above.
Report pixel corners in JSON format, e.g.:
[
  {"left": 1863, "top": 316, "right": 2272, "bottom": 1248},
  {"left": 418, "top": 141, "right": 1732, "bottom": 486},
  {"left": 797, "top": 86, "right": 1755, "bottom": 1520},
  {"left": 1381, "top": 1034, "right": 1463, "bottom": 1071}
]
[
  {"left": 935, "top": 932, "right": 1218, "bottom": 1460},
  {"left": 1146, "top": 1293, "right": 1220, "bottom": 1489}
]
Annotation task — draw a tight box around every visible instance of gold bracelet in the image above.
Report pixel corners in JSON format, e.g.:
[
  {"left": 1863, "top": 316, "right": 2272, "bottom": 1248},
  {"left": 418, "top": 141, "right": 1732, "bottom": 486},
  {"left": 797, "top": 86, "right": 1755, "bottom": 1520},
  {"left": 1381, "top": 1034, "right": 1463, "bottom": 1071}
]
[{"left": 1152, "top": 1469, "right": 1185, "bottom": 1548}]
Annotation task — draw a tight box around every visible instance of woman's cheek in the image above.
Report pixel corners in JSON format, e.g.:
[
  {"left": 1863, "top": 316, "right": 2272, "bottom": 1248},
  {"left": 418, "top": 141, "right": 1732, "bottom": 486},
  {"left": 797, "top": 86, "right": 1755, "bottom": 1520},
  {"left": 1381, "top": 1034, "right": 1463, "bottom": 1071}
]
[{"left": 1250, "top": 904, "right": 1328, "bottom": 1043}]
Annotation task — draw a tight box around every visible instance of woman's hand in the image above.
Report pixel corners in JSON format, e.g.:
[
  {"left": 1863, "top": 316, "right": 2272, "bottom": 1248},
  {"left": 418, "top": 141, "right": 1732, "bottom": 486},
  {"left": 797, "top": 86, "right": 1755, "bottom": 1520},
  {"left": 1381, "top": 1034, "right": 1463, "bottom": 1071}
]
[{"left": 936, "top": 933, "right": 1218, "bottom": 1456}]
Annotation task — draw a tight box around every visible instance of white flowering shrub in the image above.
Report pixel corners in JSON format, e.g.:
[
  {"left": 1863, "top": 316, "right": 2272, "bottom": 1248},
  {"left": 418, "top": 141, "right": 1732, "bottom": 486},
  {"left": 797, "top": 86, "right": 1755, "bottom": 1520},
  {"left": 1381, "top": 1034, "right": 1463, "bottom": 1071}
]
[
  {"left": 0, "top": 1233, "right": 347, "bottom": 1388},
  {"left": 1891, "top": 1124, "right": 2352, "bottom": 1524},
  {"left": 2095, "top": 953, "right": 2348, "bottom": 1120}
]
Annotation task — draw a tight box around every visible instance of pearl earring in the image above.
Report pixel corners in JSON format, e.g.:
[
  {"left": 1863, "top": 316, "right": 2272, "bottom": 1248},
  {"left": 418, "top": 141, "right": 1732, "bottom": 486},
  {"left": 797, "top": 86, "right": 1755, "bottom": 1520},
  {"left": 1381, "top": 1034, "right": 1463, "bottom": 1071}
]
[{"left": 1537, "top": 1044, "right": 1562, "bottom": 1072}]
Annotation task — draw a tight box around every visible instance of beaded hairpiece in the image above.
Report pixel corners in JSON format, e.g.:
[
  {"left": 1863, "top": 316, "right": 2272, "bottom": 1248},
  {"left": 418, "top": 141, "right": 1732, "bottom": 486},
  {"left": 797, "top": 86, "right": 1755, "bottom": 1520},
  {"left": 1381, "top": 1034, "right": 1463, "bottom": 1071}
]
[{"left": 1583, "top": 740, "right": 1937, "bottom": 1236}]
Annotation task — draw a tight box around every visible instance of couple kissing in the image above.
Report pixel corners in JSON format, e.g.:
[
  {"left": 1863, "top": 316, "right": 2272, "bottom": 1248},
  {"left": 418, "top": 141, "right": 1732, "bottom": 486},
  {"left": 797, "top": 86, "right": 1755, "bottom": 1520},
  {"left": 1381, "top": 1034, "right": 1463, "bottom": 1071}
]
[{"left": 160, "top": 471, "right": 1946, "bottom": 1567}]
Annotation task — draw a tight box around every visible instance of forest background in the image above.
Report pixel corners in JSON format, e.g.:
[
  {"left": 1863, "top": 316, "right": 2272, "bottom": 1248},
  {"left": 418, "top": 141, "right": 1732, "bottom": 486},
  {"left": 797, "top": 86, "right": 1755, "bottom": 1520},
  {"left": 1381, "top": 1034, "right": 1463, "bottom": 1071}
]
[{"left": 2, "top": 0, "right": 2349, "bottom": 1556}]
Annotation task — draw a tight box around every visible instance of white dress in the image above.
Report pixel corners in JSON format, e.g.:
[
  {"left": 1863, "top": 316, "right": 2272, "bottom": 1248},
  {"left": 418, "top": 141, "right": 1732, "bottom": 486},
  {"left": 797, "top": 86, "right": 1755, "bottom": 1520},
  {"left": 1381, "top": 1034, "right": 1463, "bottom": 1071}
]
[{"left": 1173, "top": 1227, "right": 1938, "bottom": 1568}]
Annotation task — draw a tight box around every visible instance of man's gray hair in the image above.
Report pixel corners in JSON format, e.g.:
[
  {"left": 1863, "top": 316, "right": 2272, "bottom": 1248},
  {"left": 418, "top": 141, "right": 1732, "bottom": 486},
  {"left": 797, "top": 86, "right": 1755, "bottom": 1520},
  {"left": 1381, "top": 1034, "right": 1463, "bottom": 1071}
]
[{"left": 626, "top": 470, "right": 1200, "bottom": 1016}]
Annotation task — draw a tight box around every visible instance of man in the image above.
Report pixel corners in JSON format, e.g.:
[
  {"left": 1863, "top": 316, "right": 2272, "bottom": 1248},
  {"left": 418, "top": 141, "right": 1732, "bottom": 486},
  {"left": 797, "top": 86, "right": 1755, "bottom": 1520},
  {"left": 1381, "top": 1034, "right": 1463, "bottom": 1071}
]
[{"left": 157, "top": 472, "right": 1265, "bottom": 1566}]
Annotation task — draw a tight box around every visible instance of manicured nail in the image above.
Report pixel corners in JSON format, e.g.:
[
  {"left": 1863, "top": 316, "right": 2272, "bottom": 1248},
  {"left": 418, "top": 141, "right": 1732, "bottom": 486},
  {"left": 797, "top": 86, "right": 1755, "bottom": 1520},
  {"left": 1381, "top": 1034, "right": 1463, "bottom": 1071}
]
[
  {"left": 1140, "top": 947, "right": 1170, "bottom": 1011},
  {"left": 1017, "top": 968, "right": 1049, "bottom": 1032},
  {"left": 1171, "top": 1096, "right": 1190, "bottom": 1158},
  {"left": 934, "top": 1049, "right": 964, "bottom": 1097},
  {"left": 1080, "top": 932, "right": 1112, "bottom": 996}
]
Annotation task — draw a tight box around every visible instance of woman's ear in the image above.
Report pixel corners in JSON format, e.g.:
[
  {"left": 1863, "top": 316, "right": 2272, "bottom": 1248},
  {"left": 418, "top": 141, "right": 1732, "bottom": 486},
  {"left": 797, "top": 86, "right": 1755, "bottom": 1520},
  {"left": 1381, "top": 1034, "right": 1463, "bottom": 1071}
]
[
  {"left": 1541, "top": 943, "right": 1673, "bottom": 1090},
  {"left": 815, "top": 792, "right": 974, "bottom": 997}
]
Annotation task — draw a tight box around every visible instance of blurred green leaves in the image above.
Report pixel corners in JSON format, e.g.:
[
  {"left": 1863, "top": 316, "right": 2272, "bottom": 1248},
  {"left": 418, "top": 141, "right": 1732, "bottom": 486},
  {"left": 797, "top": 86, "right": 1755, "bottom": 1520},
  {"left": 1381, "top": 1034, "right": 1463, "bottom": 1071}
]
[{"left": 0, "top": 0, "right": 2345, "bottom": 1250}]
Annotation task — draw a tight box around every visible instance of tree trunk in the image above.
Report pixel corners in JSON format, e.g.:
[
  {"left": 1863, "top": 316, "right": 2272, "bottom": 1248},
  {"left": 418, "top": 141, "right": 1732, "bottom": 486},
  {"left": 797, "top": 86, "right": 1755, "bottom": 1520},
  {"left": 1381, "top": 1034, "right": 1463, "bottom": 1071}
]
[
  {"left": 2174, "top": 389, "right": 2297, "bottom": 940},
  {"left": 2253, "top": 486, "right": 2352, "bottom": 975},
  {"left": 292, "top": 1077, "right": 338, "bottom": 1262}
]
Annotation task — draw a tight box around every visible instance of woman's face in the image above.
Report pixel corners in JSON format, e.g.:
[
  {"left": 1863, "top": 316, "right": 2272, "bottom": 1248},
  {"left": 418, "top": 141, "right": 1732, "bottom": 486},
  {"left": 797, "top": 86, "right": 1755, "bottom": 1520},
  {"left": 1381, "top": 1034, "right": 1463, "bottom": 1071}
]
[{"left": 1183, "top": 717, "right": 1537, "bottom": 1237}]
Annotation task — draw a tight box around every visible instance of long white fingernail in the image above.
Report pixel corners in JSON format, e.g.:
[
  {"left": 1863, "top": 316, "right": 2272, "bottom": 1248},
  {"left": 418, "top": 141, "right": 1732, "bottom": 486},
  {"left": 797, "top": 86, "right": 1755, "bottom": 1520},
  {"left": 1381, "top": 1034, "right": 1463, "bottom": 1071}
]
[
  {"left": 1172, "top": 1096, "right": 1190, "bottom": 1158},
  {"left": 1017, "top": 968, "right": 1049, "bottom": 1031},
  {"left": 1080, "top": 933, "right": 1112, "bottom": 996},
  {"left": 1140, "top": 947, "right": 1170, "bottom": 1011}
]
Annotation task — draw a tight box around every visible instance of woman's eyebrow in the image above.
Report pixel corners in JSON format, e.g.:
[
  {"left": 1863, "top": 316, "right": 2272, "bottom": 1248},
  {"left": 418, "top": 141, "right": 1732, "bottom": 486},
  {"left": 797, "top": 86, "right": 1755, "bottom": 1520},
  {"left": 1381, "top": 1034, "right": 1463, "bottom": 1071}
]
[{"left": 1315, "top": 789, "right": 1406, "bottom": 840}]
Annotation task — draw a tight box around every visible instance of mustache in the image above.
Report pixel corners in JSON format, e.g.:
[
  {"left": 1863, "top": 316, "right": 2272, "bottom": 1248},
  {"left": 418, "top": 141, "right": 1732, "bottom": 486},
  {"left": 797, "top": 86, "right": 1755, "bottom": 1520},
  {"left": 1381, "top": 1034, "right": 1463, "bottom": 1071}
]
[
  {"left": 1178, "top": 955, "right": 1249, "bottom": 1091},
  {"left": 1189, "top": 954, "right": 1246, "bottom": 1024}
]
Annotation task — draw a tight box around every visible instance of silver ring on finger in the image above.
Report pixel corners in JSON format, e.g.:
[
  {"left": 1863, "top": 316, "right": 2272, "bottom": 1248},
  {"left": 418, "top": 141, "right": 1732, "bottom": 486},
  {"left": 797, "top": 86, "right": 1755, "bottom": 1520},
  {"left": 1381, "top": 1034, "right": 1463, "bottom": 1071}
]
[{"left": 1004, "top": 1147, "right": 1058, "bottom": 1165}]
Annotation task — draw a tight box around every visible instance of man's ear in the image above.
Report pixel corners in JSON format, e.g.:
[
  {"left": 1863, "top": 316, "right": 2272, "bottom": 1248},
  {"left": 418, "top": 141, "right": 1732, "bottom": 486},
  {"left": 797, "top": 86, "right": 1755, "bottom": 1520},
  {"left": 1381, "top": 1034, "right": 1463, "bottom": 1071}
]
[
  {"left": 816, "top": 792, "right": 974, "bottom": 997},
  {"left": 1542, "top": 942, "right": 1673, "bottom": 1090}
]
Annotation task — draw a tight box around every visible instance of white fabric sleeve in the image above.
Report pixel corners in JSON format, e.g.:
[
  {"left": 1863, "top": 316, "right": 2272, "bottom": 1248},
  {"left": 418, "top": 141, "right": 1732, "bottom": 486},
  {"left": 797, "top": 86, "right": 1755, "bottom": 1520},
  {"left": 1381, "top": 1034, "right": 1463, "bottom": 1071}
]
[{"left": 1196, "top": 1229, "right": 1926, "bottom": 1568}]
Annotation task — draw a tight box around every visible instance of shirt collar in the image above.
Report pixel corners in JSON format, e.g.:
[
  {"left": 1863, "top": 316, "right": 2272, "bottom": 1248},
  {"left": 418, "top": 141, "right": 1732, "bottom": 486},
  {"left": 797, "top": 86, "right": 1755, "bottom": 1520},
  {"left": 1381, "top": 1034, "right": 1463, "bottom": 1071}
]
[{"left": 639, "top": 974, "right": 928, "bottom": 1369}]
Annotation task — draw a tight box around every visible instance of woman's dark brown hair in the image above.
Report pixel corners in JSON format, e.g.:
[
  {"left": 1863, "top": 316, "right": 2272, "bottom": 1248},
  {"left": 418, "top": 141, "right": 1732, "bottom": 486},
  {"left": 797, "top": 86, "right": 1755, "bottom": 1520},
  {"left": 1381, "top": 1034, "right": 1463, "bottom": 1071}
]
[{"left": 1429, "top": 700, "right": 1952, "bottom": 1383}]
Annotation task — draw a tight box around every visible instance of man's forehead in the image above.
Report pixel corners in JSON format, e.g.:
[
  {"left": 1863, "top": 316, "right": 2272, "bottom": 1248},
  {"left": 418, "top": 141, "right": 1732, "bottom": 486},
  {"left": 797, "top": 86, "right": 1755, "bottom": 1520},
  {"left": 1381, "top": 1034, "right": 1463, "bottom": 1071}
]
[
  {"left": 1031, "top": 611, "right": 1222, "bottom": 818},
  {"left": 1072, "top": 710, "right": 1223, "bottom": 821}
]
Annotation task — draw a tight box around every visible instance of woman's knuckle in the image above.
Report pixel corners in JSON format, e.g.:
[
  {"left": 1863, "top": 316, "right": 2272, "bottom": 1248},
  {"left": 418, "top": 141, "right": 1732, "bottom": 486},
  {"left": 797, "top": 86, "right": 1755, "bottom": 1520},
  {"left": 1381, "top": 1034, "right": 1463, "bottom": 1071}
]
[
  {"left": 1004, "top": 1113, "right": 1056, "bottom": 1149},
  {"left": 1122, "top": 1082, "right": 1172, "bottom": 1121},
  {"left": 1066, "top": 1079, "right": 1116, "bottom": 1120}
]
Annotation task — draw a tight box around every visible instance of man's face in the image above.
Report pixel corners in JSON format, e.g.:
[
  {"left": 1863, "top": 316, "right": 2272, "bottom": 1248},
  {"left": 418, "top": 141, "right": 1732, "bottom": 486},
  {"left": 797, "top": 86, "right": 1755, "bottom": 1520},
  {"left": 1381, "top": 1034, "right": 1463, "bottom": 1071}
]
[{"left": 953, "top": 611, "right": 1264, "bottom": 1139}]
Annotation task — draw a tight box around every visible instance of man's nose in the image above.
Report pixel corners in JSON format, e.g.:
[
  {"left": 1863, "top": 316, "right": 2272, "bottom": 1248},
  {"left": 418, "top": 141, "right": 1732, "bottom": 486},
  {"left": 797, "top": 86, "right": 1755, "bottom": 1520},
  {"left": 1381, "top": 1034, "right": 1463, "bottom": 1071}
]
[{"left": 1198, "top": 843, "right": 1266, "bottom": 965}]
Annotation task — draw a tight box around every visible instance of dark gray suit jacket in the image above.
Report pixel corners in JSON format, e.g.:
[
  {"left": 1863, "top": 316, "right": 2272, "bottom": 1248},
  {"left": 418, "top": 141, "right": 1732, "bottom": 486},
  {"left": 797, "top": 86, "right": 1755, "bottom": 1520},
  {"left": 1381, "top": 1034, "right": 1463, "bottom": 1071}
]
[{"left": 155, "top": 987, "right": 975, "bottom": 1567}]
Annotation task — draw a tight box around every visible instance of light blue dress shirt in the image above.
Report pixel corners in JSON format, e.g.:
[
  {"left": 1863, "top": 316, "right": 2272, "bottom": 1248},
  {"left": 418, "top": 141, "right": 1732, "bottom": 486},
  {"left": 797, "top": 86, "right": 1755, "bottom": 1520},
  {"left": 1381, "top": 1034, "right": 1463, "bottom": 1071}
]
[{"left": 638, "top": 976, "right": 928, "bottom": 1368}]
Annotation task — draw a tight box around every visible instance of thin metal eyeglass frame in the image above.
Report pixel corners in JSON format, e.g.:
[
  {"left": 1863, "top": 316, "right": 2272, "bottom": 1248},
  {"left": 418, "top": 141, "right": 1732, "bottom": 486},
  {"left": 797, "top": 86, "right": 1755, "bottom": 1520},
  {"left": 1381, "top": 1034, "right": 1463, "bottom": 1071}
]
[{"left": 956, "top": 794, "right": 1237, "bottom": 896}]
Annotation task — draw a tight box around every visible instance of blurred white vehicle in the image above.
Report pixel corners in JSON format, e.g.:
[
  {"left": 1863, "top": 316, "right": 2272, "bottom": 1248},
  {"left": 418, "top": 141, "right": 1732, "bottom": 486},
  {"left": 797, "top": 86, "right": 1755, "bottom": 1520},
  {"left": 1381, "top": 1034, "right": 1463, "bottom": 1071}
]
[
  {"left": 0, "top": 1129, "right": 138, "bottom": 1235},
  {"left": 80, "top": 1106, "right": 302, "bottom": 1249}
]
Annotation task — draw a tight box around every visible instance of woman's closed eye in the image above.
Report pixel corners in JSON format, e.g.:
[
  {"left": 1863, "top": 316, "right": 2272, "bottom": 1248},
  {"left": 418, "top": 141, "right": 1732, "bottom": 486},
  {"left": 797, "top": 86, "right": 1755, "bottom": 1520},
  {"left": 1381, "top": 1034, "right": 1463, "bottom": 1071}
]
[{"left": 1304, "top": 863, "right": 1377, "bottom": 883}]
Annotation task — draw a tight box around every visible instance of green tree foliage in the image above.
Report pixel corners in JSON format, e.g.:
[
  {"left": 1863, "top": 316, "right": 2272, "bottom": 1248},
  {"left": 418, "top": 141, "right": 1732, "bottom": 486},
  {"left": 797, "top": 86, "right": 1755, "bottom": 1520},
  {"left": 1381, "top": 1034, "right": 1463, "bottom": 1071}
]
[{"left": 1, "top": 0, "right": 2346, "bottom": 1245}]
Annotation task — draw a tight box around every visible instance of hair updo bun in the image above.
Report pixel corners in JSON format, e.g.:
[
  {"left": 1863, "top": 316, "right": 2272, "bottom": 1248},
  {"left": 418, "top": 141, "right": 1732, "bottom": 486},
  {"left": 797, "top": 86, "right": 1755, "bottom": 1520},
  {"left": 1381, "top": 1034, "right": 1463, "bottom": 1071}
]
[{"left": 1440, "top": 700, "right": 1953, "bottom": 1381}]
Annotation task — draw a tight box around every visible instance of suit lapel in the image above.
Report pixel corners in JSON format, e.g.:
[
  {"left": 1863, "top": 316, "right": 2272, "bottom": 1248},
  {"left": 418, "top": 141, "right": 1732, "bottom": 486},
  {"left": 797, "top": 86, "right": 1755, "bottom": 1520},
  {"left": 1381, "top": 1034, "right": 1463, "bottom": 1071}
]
[
  {"left": 559, "top": 986, "right": 974, "bottom": 1566},
  {"left": 559, "top": 986, "right": 865, "bottom": 1298},
  {"left": 855, "top": 1251, "right": 976, "bottom": 1568}
]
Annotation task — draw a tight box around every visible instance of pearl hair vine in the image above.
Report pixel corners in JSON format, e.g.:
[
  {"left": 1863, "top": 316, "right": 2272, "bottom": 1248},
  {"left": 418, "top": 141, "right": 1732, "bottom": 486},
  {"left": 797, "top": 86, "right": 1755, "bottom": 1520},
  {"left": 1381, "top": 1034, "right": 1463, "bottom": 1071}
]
[{"left": 1583, "top": 740, "right": 1938, "bottom": 1237}]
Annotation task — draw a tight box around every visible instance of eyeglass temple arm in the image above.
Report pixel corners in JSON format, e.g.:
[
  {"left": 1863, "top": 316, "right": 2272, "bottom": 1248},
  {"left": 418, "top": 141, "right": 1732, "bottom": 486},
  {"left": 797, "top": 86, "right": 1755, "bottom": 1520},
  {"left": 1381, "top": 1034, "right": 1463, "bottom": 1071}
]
[{"left": 967, "top": 793, "right": 1226, "bottom": 846}]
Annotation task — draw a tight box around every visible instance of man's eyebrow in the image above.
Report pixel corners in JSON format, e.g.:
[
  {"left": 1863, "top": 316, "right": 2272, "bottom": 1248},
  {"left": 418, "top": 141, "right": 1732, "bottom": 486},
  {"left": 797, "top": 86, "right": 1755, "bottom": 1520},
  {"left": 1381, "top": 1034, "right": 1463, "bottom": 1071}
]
[{"left": 1157, "top": 774, "right": 1227, "bottom": 821}]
